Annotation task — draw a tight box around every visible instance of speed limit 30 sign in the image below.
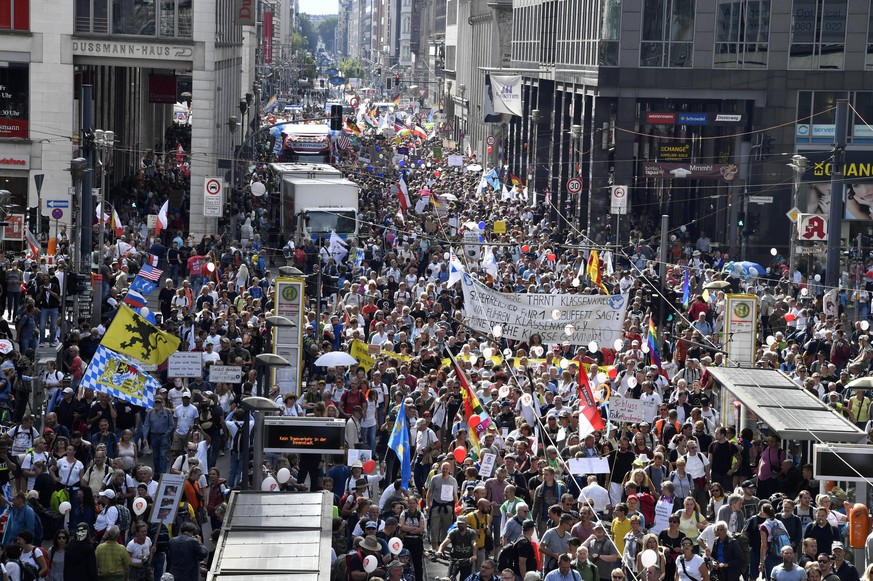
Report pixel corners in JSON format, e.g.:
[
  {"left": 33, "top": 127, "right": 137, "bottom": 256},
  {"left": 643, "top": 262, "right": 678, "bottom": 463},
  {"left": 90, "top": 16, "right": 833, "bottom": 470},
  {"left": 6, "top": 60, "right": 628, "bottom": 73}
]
[
  {"left": 567, "top": 178, "right": 583, "bottom": 194},
  {"left": 203, "top": 176, "right": 225, "bottom": 217}
]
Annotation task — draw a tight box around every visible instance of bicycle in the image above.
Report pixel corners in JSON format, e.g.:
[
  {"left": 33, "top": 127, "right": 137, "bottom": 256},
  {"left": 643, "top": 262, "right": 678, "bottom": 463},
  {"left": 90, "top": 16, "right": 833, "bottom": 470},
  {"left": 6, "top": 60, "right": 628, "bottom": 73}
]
[{"left": 432, "top": 552, "right": 475, "bottom": 581}]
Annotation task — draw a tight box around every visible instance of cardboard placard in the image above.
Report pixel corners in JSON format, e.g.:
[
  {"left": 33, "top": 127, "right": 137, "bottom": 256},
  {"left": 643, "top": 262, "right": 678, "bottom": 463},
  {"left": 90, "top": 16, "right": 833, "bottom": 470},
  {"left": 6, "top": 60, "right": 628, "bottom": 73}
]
[
  {"left": 209, "top": 365, "right": 243, "bottom": 384},
  {"left": 608, "top": 397, "right": 646, "bottom": 424},
  {"left": 479, "top": 452, "right": 496, "bottom": 478},
  {"left": 567, "top": 457, "right": 611, "bottom": 475},
  {"left": 168, "top": 352, "right": 202, "bottom": 378}
]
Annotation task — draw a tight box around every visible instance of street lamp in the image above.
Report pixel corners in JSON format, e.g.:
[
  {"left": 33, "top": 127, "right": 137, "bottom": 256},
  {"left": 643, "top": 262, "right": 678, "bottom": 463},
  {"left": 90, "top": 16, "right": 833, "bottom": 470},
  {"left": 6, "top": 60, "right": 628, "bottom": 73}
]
[
  {"left": 569, "top": 124, "right": 583, "bottom": 228},
  {"left": 66, "top": 157, "right": 89, "bottom": 335},
  {"left": 788, "top": 154, "right": 808, "bottom": 284},
  {"left": 227, "top": 116, "right": 240, "bottom": 239},
  {"left": 239, "top": 395, "right": 283, "bottom": 491},
  {"left": 93, "top": 129, "right": 114, "bottom": 326},
  {"left": 530, "top": 110, "right": 540, "bottom": 200}
]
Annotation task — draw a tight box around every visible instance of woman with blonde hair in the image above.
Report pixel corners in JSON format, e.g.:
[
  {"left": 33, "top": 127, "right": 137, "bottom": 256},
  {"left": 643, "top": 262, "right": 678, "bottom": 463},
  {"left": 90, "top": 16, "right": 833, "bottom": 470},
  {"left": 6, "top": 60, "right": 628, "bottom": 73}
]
[
  {"left": 635, "top": 533, "right": 666, "bottom": 580},
  {"left": 674, "top": 496, "right": 707, "bottom": 542}
]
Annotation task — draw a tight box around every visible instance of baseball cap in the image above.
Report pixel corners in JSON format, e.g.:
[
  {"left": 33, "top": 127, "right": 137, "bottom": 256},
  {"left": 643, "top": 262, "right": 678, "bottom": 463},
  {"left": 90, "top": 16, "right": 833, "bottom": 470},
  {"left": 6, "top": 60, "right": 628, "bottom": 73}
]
[
  {"left": 522, "top": 520, "right": 536, "bottom": 531},
  {"left": 62, "top": 387, "right": 74, "bottom": 394},
  {"left": 741, "top": 480, "right": 756, "bottom": 488},
  {"left": 99, "top": 489, "right": 116, "bottom": 499},
  {"left": 365, "top": 521, "right": 378, "bottom": 529},
  {"left": 832, "top": 541, "right": 844, "bottom": 551}
]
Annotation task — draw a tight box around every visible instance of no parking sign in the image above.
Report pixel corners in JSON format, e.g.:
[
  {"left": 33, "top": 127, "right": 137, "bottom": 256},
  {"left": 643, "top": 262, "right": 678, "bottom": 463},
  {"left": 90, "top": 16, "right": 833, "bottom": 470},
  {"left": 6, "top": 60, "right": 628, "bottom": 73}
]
[{"left": 610, "top": 185, "right": 628, "bottom": 215}]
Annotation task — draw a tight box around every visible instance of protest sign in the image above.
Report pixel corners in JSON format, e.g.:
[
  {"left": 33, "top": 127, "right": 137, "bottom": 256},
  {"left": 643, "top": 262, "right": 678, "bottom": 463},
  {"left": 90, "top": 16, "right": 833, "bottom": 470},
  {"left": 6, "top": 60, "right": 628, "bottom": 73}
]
[
  {"left": 460, "top": 273, "right": 628, "bottom": 345},
  {"left": 608, "top": 397, "right": 646, "bottom": 424}
]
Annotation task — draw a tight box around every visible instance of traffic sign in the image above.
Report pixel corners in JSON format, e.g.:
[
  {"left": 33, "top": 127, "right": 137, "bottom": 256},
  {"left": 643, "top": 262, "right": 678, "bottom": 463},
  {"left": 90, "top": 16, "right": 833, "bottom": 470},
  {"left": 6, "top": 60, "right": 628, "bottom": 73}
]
[
  {"left": 749, "top": 196, "right": 773, "bottom": 204},
  {"left": 610, "top": 185, "right": 628, "bottom": 215},
  {"left": 203, "top": 176, "right": 224, "bottom": 218},
  {"left": 786, "top": 206, "right": 801, "bottom": 223},
  {"left": 486, "top": 135, "right": 496, "bottom": 146},
  {"left": 567, "top": 178, "right": 583, "bottom": 194},
  {"left": 51, "top": 209, "right": 63, "bottom": 220},
  {"left": 46, "top": 200, "right": 69, "bottom": 209}
]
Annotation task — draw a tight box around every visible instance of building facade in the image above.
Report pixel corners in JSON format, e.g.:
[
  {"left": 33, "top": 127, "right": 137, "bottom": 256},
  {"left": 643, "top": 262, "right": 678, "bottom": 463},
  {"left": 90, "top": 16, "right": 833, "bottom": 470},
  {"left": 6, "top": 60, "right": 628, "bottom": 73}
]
[
  {"left": 502, "top": 0, "right": 873, "bottom": 262},
  {"left": 0, "top": 0, "right": 249, "bottom": 243}
]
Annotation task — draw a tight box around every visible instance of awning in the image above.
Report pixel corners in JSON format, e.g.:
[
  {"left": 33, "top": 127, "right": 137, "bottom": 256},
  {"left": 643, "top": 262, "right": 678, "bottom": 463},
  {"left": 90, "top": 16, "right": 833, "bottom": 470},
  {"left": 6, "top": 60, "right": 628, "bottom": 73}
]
[
  {"left": 707, "top": 367, "right": 866, "bottom": 443},
  {"left": 208, "top": 491, "right": 333, "bottom": 581}
]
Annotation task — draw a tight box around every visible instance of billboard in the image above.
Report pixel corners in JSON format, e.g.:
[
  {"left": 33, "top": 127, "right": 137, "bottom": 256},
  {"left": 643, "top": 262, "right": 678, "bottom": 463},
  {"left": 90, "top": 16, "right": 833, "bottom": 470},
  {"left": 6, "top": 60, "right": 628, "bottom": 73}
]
[
  {"left": 799, "top": 150, "right": 873, "bottom": 221},
  {"left": 0, "top": 63, "right": 28, "bottom": 139}
]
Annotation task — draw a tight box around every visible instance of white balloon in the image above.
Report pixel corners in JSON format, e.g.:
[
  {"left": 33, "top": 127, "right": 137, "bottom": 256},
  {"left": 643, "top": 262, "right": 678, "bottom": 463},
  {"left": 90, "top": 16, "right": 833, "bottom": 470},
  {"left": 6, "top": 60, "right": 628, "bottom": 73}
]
[
  {"left": 250, "top": 182, "right": 266, "bottom": 197},
  {"left": 482, "top": 347, "right": 494, "bottom": 359},
  {"left": 559, "top": 358, "right": 569, "bottom": 369},
  {"left": 521, "top": 393, "right": 533, "bottom": 407},
  {"left": 444, "top": 252, "right": 450, "bottom": 260},
  {"left": 640, "top": 549, "right": 658, "bottom": 568},
  {"left": 58, "top": 501, "right": 72, "bottom": 515},
  {"left": 531, "top": 346, "right": 544, "bottom": 357},
  {"left": 388, "top": 537, "right": 404, "bottom": 555},
  {"left": 770, "top": 248, "right": 778, "bottom": 257},
  {"left": 801, "top": 287, "right": 809, "bottom": 296},
  {"left": 814, "top": 274, "right": 821, "bottom": 282},
  {"left": 363, "top": 555, "right": 378, "bottom": 573},
  {"left": 572, "top": 278, "right": 580, "bottom": 287},
  {"left": 627, "top": 377, "right": 638, "bottom": 388},
  {"left": 766, "top": 335, "right": 776, "bottom": 346},
  {"left": 614, "top": 339, "right": 625, "bottom": 352},
  {"left": 261, "top": 476, "right": 278, "bottom": 492},
  {"left": 552, "top": 309, "right": 562, "bottom": 320},
  {"left": 140, "top": 307, "right": 150, "bottom": 317},
  {"left": 596, "top": 372, "right": 607, "bottom": 384},
  {"left": 588, "top": 341, "right": 599, "bottom": 352},
  {"left": 492, "top": 325, "right": 503, "bottom": 338},
  {"left": 748, "top": 267, "right": 759, "bottom": 277},
  {"left": 498, "top": 385, "right": 510, "bottom": 398},
  {"left": 641, "top": 343, "right": 650, "bottom": 354},
  {"left": 503, "top": 348, "right": 513, "bottom": 358},
  {"left": 862, "top": 320, "right": 871, "bottom": 331},
  {"left": 564, "top": 324, "right": 575, "bottom": 336},
  {"left": 132, "top": 497, "right": 148, "bottom": 516},
  {"left": 277, "top": 467, "right": 292, "bottom": 484}
]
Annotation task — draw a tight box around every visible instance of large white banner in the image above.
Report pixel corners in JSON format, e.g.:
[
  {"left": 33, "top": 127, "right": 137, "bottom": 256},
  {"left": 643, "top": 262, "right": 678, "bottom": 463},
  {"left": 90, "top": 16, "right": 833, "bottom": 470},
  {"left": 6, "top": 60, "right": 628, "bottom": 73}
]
[
  {"left": 490, "top": 75, "right": 523, "bottom": 117},
  {"left": 460, "top": 273, "right": 628, "bottom": 345}
]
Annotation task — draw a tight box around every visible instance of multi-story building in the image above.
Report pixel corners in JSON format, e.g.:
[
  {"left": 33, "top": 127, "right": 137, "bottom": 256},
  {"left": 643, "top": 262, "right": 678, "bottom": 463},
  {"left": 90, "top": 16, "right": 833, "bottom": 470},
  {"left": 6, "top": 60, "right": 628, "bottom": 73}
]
[
  {"left": 503, "top": 0, "right": 873, "bottom": 262},
  {"left": 0, "top": 0, "right": 249, "bottom": 242}
]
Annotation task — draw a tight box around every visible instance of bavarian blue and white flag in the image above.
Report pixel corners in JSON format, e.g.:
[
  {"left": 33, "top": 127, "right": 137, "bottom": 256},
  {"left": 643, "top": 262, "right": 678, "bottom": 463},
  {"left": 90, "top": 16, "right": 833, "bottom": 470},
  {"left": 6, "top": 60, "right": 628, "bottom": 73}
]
[
  {"left": 80, "top": 345, "right": 160, "bottom": 409},
  {"left": 130, "top": 275, "right": 158, "bottom": 295}
]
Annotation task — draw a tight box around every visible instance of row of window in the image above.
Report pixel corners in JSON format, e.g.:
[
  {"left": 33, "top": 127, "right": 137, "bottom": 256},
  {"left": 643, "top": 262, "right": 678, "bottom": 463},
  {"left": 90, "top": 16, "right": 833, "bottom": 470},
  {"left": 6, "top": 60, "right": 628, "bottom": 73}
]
[{"left": 513, "top": 0, "right": 873, "bottom": 70}]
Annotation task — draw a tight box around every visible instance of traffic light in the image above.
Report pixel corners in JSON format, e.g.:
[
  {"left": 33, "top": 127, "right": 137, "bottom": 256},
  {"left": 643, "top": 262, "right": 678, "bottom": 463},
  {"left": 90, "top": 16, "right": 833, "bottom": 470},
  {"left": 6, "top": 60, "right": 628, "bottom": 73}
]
[
  {"left": 762, "top": 135, "right": 774, "bottom": 157},
  {"left": 330, "top": 105, "right": 343, "bottom": 131},
  {"left": 395, "top": 74, "right": 401, "bottom": 86},
  {"left": 386, "top": 77, "right": 392, "bottom": 90},
  {"left": 737, "top": 212, "right": 745, "bottom": 230}
]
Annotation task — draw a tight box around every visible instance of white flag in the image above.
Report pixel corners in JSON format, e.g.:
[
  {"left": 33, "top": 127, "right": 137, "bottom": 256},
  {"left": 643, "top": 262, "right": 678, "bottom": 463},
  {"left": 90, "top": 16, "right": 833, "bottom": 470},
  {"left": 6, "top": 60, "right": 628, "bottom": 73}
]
[
  {"left": 447, "top": 249, "right": 466, "bottom": 287},
  {"left": 482, "top": 246, "right": 498, "bottom": 279}
]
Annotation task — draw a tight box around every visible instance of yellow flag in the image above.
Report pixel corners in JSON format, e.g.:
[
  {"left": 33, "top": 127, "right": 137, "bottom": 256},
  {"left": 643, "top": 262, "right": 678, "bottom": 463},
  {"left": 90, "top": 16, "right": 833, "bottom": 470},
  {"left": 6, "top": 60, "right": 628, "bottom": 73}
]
[
  {"left": 101, "top": 304, "right": 180, "bottom": 365},
  {"left": 349, "top": 340, "right": 375, "bottom": 372}
]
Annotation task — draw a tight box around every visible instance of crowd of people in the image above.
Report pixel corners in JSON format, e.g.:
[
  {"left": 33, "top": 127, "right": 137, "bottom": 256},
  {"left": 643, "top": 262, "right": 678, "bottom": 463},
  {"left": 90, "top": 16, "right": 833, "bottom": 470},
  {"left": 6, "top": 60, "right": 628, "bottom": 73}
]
[{"left": 0, "top": 98, "right": 872, "bottom": 581}]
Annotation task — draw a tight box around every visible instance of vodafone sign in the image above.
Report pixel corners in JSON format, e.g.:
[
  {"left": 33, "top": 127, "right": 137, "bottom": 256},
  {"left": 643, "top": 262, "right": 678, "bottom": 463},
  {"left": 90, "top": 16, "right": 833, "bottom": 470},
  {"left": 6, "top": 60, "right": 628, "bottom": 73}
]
[{"left": 203, "top": 177, "right": 225, "bottom": 217}]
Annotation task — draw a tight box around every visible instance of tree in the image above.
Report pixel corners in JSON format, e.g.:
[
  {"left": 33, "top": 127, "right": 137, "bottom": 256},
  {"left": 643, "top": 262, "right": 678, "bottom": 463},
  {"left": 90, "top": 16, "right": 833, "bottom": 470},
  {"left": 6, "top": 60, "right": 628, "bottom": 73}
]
[
  {"left": 338, "top": 58, "right": 365, "bottom": 80},
  {"left": 317, "top": 17, "right": 338, "bottom": 54},
  {"left": 298, "top": 14, "right": 319, "bottom": 53}
]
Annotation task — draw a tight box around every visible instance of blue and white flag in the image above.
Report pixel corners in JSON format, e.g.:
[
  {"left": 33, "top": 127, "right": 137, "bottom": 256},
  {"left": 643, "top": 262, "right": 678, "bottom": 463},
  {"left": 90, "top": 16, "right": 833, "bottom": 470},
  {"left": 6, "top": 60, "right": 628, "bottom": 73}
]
[
  {"left": 80, "top": 345, "right": 160, "bottom": 409},
  {"left": 130, "top": 275, "right": 158, "bottom": 295}
]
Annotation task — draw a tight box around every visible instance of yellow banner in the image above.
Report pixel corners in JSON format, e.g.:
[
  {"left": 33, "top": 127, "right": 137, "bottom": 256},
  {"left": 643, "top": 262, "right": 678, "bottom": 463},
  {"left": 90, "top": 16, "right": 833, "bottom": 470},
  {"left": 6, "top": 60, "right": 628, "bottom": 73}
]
[
  {"left": 100, "top": 305, "right": 180, "bottom": 365},
  {"left": 350, "top": 340, "right": 375, "bottom": 372}
]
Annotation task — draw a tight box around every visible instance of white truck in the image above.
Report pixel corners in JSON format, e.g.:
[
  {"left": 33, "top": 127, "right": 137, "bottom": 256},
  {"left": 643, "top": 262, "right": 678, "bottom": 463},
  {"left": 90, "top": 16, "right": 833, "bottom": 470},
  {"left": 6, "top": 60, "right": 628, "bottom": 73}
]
[{"left": 270, "top": 162, "right": 359, "bottom": 246}]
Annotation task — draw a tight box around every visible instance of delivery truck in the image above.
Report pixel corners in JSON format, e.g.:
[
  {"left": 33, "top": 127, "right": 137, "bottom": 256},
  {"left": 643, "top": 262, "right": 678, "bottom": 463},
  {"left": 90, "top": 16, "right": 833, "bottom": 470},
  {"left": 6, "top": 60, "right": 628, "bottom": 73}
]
[{"left": 270, "top": 163, "right": 359, "bottom": 246}]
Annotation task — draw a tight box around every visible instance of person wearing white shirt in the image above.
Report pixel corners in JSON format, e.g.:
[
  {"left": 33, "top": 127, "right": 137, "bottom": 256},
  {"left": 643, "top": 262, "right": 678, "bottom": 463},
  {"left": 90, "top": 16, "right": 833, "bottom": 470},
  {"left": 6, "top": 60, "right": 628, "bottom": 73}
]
[
  {"left": 126, "top": 522, "right": 153, "bottom": 572},
  {"left": 580, "top": 475, "right": 611, "bottom": 515},
  {"left": 171, "top": 394, "right": 198, "bottom": 454},
  {"left": 202, "top": 342, "right": 221, "bottom": 365},
  {"left": 640, "top": 383, "right": 663, "bottom": 423},
  {"left": 20, "top": 438, "right": 50, "bottom": 491},
  {"left": 167, "top": 380, "right": 187, "bottom": 408}
]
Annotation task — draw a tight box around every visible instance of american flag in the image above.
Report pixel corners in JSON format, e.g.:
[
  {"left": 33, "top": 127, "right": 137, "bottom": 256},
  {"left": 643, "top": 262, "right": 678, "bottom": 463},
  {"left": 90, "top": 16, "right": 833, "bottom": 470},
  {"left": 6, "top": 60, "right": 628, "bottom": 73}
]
[
  {"left": 138, "top": 263, "right": 163, "bottom": 282},
  {"left": 337, "top": 134, "right": 353, "bottom": 151}
]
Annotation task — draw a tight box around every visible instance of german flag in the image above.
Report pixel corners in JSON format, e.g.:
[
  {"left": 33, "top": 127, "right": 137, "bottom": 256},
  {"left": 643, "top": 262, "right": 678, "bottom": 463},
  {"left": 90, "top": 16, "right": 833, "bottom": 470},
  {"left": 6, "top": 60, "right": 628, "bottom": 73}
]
[
  {"left": 392, "top": 94, "right": 401, "bottom": 107},
  {"left": 509, "top": 173, "right": 522, "bottom": 186}
]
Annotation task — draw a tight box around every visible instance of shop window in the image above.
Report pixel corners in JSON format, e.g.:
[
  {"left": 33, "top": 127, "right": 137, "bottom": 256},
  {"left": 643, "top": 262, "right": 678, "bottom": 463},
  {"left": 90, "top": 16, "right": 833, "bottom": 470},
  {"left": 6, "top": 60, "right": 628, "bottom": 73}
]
[{"left": 75, "top": 0, "right": 191, "bottom": 37}]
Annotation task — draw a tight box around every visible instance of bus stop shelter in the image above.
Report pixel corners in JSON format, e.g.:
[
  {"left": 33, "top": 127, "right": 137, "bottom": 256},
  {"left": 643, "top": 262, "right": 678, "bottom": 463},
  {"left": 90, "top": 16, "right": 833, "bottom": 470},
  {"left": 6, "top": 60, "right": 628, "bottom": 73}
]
[
  {"left": 207, "top": 491, "right": 334, "bottom": 581},
  {"left": 707, "top": 367, "right": 867, "bottom": 444}
]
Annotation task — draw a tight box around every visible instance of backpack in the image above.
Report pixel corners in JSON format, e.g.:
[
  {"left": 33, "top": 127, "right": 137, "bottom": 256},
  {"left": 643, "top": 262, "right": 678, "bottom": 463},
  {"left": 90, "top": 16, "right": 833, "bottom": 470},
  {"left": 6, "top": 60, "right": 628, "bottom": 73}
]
[
  {"left": 173, "top": 502, "right": 195, "bottom": 535},
  {"left": 12, "top": 559, "right": 39, "bottom": 581},
  {"left": 765, "top": 519, "right": 791, "bottom": 557},
  {"left": 116, "top": 503, "right": 132, "bottom": 535},
  {"left": 497, "top": 537, "right": 527, "bottom": 574},
  {"left": 734, "top": 531, "right": 751, "bottom": 573},
  {"left": 637, "top": 491, "right": 656, "bottom": 527},
  {"left": 232, "top": 422, "right": 251, "bottom": 454}
]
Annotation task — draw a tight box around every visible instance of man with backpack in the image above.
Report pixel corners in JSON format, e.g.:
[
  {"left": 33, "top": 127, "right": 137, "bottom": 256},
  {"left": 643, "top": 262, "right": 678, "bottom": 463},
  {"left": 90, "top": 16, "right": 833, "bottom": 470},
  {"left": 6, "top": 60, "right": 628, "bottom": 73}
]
[
  {"left": 225, "top": 408, "right": 252, "bottom": 488},
  {"left": 497, "top": 519, "right": 537, "bottom": 580}
]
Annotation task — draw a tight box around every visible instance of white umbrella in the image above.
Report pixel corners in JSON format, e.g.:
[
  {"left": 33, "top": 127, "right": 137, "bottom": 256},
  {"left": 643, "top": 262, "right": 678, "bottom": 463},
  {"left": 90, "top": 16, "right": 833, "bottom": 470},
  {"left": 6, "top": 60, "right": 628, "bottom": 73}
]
[
  {"left": 0, "top": 340, "right": 11, "bottom": 355},
  {"left": 441, "top": 193, "right": 459, "bottom": 201},
  {"left": 466, "top": 164, "right": 483, "bottom": 172},
  {"left": 315, "top": 352, "right": 359, "bottom": 367}
]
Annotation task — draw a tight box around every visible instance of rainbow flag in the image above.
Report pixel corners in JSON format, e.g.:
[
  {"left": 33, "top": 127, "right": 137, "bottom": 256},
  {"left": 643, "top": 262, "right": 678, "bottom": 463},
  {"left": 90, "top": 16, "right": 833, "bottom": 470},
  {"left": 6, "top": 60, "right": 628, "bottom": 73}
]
[
  {"left": 447, "top": 349, "right": 491, "bottom": 455},
  {"left": 681, "top": 268, "right": 691, "bottom": 307},
  {"left": 648, "top": 316, "right": 663, "bottom": 374},
  {"left": 264, "top": 95, "right": 278, "bottom": 113}
]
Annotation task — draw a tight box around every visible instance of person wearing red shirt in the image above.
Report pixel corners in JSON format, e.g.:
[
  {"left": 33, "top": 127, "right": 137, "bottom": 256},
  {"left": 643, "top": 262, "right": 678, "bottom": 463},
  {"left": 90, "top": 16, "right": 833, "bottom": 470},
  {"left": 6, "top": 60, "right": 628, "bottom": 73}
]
[{"left": 341, "top": 382, "right": 366, "bottom": 418}]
